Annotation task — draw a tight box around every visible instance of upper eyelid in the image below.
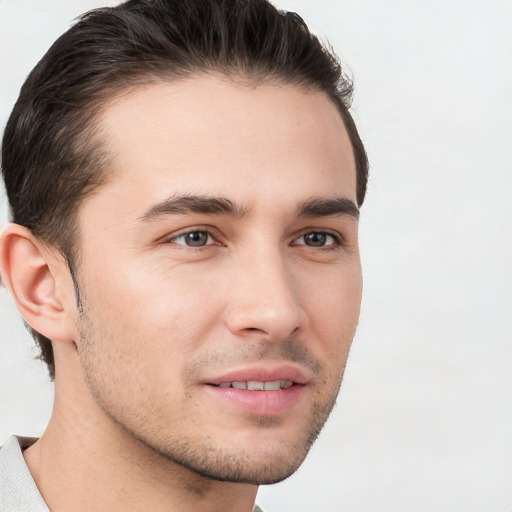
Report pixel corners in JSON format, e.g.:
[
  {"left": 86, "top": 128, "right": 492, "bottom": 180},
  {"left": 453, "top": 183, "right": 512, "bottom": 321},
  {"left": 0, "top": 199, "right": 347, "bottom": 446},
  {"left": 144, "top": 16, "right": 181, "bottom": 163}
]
[
  {"left": 170, "top": 228, "right": 214, "bottom": 238},
  {"left": 160, "top": 225, "right": 220, "bottom": 241},
  {"left": 171, "top": 231, "right": 213, "bottom": 241}
]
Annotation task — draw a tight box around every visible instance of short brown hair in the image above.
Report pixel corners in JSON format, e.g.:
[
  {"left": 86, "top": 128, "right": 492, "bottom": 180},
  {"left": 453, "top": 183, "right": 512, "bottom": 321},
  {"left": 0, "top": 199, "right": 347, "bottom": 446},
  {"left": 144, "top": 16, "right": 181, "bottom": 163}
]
[{"left": 1, "top": 0, "right": 369, "bottom": 379}]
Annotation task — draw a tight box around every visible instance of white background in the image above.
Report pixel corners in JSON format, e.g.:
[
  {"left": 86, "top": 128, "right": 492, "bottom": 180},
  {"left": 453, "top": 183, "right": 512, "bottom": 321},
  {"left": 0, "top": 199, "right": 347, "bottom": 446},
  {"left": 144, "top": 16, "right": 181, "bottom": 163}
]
[{"left": 1, "top": 1, "right": 511, "bottom": 511}]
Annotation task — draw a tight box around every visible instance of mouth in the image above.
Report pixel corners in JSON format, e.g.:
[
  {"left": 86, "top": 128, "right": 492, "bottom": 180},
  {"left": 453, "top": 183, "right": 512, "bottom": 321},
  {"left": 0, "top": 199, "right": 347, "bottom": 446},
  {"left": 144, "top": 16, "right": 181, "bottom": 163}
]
[
  {"left": 205, "top": 364, "right": 308, "bottom": 387},
  {"left": 203, "top": 366, "right": 308, "bottom": 415},
  {"left": 214, "top": 380, "right": 294, "bottom": 390}
]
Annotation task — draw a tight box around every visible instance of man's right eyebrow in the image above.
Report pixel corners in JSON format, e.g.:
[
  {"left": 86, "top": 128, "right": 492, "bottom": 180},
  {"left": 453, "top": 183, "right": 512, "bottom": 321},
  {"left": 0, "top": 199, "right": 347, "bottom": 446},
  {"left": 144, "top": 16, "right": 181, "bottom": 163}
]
[{"left": 138, "top": 195, "right": 248, "bottom": 222}]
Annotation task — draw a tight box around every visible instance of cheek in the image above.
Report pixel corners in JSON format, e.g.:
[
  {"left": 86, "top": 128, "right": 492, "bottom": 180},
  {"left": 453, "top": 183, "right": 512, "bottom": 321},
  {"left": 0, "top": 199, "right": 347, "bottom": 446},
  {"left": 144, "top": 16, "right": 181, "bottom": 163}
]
[
  {"left": 82, "top": 261, "right": 226, "bottom": 356},
  {"left": 302, "top": 265, "right": 362, "bottom": 355}
]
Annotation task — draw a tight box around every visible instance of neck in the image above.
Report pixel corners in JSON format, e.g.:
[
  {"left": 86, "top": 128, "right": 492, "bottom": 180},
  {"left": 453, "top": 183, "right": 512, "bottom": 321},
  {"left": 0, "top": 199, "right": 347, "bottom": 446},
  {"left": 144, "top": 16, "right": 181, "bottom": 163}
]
[{"left": 23, "top": 350, "right": 258, "bottom": 512}]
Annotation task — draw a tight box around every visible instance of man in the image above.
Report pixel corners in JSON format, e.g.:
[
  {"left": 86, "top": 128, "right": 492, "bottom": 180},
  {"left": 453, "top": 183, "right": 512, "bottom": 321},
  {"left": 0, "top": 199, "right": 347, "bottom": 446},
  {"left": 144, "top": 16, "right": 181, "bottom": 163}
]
[{"left": 0, "top": 0, "right": 368, "bottom": 510}]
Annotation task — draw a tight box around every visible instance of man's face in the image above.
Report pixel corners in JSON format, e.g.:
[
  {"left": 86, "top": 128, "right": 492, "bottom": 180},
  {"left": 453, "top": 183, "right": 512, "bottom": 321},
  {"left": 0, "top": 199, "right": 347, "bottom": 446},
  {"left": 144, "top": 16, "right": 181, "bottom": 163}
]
[{"left": 72, "top": 76, "right": 362, "bottom": 484}]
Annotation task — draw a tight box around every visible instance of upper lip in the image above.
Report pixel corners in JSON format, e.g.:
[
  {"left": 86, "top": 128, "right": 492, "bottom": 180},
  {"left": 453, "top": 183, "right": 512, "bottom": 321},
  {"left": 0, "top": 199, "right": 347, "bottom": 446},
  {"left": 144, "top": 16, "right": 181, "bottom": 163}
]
[{"left": 203, "top": 364, "right": 310, "bottom": 386}]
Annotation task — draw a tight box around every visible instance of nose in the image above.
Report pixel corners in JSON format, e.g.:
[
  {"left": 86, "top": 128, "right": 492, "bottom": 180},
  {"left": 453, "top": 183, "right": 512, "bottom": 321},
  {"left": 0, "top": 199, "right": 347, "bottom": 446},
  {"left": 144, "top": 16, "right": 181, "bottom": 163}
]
[{"left": 223, "top": 247, "right": 307, "bottom": 342}]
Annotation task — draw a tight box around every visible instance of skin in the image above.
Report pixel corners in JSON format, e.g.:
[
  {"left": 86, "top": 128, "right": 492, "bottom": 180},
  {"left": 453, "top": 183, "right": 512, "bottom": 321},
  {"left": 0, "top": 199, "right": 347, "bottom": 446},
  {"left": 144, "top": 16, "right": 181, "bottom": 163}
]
[{"left": 0, "top": 75, "right": 362, "bottom": 511}]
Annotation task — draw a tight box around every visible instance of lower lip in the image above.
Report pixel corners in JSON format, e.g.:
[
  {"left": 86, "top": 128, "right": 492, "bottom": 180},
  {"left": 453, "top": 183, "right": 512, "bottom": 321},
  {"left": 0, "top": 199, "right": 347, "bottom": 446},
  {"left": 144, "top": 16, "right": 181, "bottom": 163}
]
[{"left": 204, "top": 384, "right": 305, "bottom": 416}]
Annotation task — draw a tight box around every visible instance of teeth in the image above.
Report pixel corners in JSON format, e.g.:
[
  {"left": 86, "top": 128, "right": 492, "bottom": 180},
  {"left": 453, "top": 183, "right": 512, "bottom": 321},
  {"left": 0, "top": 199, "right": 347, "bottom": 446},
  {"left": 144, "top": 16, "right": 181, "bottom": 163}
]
[
  {"left": 217, "top": 380, "right": 294, "bottom": 390},
  {"left": 248, "top": 381, "right": 264, "bottom": 390}
]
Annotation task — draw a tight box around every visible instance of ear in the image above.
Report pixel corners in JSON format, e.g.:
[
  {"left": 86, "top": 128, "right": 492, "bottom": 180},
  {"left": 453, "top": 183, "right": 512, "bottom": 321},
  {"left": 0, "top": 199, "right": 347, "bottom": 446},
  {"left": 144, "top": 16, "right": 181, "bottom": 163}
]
[{"left": 0, "top": 223, "right": 76, "bottom": 343}]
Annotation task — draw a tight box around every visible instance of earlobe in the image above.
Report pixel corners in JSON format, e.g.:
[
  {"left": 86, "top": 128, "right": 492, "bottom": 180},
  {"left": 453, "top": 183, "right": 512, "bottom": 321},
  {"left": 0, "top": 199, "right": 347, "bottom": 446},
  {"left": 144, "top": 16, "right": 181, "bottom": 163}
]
[{"left": 0, "top": 223, "right": 75, "bottom": 343}]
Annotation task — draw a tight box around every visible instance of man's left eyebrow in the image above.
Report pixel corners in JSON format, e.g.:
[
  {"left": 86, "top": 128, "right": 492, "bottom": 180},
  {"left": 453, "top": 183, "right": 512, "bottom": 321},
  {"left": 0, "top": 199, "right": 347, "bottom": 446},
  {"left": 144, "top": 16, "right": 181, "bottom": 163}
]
[{"left": 296, "top": 197, "right": 359, "bottom": 220}]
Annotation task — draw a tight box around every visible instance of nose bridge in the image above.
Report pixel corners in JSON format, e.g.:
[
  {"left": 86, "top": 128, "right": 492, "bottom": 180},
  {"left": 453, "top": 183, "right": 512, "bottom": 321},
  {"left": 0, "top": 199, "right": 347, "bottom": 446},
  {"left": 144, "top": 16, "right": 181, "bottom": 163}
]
[{"left": 224, "top": 241, "right": 305, "bottom": 340}]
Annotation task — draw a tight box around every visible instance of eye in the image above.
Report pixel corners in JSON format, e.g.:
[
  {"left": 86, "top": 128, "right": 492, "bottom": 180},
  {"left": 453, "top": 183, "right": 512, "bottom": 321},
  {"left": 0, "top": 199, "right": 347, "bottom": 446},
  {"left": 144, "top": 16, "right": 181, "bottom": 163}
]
[
  {"left": 293, "top": 231, "right": 339, "bottom": 248},
  {"left": 169, "top": 230, "right": 214, "bottom": 247}
]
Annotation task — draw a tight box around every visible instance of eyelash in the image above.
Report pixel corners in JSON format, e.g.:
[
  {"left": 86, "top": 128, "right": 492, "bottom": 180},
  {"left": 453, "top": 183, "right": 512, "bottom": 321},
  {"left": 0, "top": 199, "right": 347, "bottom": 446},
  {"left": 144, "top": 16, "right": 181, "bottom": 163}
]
[{"left": 164, "top": 228, "right": 343, "bottom": 250}]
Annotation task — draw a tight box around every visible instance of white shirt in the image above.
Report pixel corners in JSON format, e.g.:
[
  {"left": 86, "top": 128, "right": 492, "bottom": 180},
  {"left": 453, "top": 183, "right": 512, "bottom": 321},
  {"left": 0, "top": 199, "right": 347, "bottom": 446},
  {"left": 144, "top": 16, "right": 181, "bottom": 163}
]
[{"left": 0, "top": 436, "right": 49, "bottom": 511}]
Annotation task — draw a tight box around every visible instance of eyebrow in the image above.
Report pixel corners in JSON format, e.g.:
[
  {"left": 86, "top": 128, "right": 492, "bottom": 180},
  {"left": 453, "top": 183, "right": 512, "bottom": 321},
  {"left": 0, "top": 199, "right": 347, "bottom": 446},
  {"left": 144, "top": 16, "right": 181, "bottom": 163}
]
[
  {"left": 139, "top": 194, "right": 248, "bottom": 222},
  {"left": 296, "top": 197, "right": 359, "bottom": 220},
  {"left": 139, "top": 194, "right": 359, "bottom": 223}
]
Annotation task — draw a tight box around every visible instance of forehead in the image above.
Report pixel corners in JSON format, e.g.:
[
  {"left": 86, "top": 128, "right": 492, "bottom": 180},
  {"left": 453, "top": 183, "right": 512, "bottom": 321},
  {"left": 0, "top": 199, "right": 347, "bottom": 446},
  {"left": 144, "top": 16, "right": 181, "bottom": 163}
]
[{"left": 92, "top": 75, "right": 356, "bottom": 211}]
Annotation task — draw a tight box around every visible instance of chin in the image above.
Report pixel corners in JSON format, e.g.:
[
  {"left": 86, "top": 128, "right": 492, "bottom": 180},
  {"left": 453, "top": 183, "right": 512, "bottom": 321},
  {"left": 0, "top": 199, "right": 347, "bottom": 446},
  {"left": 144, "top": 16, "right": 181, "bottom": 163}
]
[
  {"left": 178, "top": 445, "right": 309, "bottom": 485},
  {"left": 153, "top": 421, "right": 324, "bottom": 485}
]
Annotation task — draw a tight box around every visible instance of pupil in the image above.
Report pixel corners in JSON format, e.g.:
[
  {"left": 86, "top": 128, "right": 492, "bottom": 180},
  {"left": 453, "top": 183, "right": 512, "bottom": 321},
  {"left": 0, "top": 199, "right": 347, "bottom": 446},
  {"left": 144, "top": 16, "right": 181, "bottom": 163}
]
[
  {"left": 186, "top": 232, "right": 207, "bottom": 246},
  {"left": 305, "top": 233, "right": 326, "bottom": 246}
]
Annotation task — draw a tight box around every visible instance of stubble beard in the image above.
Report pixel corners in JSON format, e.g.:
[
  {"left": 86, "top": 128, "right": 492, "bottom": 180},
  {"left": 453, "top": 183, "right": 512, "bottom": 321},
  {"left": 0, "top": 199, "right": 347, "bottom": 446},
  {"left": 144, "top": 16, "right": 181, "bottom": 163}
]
[{"left": 75, "top": 296, "right": 346, "bottom": 486}]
